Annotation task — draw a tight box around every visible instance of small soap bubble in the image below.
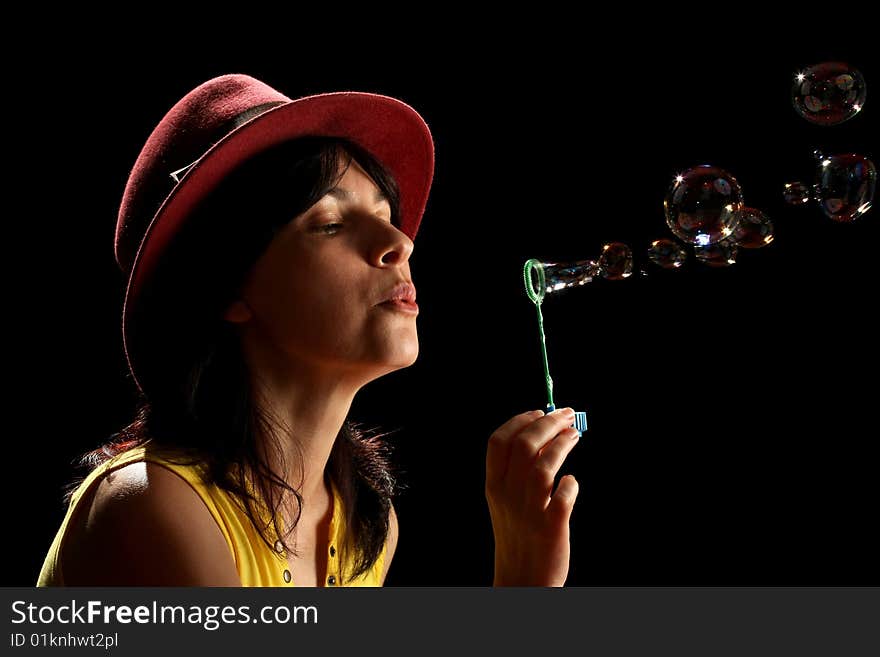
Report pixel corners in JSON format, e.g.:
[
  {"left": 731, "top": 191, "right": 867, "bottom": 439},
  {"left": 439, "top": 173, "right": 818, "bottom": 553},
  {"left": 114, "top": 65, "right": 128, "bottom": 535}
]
[
  {"left": 731, "top": 208, "right": 774, "bottom": 249},
  {"left": 694, "top": 241, "right": 738, "bottom": 267},
  {"left": 792, "top": 62, "right": 866, "bottom": 126},
  {"left": 814, "top": 152, "right": 876, "bottom": 222},
  {"left": 598, "top": 242, "right": 633, "bottom": 280},
  {"left": 647, "top": 238, "right": 687, "bottom": 268},
  {"left": 664, "top": 165, "right": 744, "bottom": 245},
  {"left": 783, "top": 182, "right": 813, "bottom": 205}
]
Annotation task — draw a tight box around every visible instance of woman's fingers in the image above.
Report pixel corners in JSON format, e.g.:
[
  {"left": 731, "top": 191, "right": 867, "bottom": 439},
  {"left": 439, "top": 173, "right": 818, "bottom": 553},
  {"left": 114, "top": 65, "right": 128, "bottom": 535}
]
[
  {"left": 546, "top": 474, "right": 579, "bottom": 528},
  {"left": 505, "top": 409, "right": 577, "bottom": 491},
  {"left": 524, "top": 426, "right": 580, "bottom": 514},
  {"left": 486, "top": 410, "right": 544, "bottom": 489}
]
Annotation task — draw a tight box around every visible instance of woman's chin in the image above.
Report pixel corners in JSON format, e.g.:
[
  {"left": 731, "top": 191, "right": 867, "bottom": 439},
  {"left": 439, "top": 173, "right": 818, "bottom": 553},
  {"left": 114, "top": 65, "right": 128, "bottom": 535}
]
[
  {"left": 373, "top": 345, "right": 419, "bottom": 375},
  {"left": 387, "top": 347, "right": 419, "bottom": 370}
]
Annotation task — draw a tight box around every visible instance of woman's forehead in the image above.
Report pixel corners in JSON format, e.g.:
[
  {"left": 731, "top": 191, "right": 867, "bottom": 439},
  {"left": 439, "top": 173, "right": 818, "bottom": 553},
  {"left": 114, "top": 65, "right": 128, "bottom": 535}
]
[
  {"left": 322, "top": 163, "right": 390, "bottom": 213},
  {"left": 334, "top": 157, "right": 387, "bottom": 198},
  {"left": 323, "top": 185, "right": 389, "bottom": 207}
]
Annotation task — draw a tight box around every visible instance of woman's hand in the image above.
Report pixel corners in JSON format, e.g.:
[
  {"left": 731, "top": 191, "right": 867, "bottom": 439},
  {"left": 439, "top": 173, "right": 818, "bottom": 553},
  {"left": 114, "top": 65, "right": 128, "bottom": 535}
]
[{"left": 486, "top": 408, "right": 580, "bottom": 586}]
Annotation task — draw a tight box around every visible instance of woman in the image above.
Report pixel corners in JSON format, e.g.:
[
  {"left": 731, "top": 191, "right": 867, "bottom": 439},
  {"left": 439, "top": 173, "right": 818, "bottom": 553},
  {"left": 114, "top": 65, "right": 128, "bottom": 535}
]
[{"left": 37, "top": 74, "right": 580, "bottom": 587}]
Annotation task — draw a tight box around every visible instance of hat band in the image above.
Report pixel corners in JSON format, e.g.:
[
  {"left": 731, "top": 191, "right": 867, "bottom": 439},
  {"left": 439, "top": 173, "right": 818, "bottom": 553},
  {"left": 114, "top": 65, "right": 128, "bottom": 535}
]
[{"left": 168, "top": 101, "right": 287, "bottom": 185}]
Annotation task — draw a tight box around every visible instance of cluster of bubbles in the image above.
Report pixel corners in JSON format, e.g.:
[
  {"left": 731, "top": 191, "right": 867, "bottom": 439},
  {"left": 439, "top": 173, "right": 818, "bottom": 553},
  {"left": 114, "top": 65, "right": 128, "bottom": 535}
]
[
  {"left": 524, "top": 61, "right": 875, "bottom": 301},
  {"left": 662, "top": 165, "right": 774, "bottom": 268}
]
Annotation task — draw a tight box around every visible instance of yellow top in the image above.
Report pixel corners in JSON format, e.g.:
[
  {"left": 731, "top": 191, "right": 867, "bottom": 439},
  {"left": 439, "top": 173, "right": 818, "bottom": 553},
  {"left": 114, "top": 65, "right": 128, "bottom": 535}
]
[{"left": 37, "top": 444, "right": 386, "bottom": 587}]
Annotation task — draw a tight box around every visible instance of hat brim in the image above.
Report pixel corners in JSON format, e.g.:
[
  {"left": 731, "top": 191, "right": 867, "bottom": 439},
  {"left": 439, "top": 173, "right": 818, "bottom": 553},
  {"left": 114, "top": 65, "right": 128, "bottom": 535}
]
[{"left": 122, "top": 91, "right": 434, "bottom": 396}]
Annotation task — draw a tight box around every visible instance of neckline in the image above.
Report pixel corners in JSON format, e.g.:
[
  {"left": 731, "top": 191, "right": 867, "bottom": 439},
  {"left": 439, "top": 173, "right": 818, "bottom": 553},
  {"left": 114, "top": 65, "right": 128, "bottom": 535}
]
[{"left": 277, "top": 476, "right": 339, "bottom": 586}]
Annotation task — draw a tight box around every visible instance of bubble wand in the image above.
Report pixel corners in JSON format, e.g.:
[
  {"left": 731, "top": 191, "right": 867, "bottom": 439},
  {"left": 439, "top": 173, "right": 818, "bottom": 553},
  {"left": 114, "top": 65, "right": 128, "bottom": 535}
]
[{"left": 523, "top": 258, "right": 589, "bottom": 436}]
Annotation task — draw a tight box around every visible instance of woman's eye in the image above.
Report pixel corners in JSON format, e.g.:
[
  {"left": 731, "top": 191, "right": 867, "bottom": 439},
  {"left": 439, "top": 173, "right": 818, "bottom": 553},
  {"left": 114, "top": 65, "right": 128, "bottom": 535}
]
[{"left": 316, "top": 223, "right": 343, "bottom": 234}]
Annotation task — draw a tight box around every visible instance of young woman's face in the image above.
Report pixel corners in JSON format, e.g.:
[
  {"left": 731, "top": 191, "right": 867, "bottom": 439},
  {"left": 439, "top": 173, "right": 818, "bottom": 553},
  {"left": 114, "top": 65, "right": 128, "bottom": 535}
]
[{"left": 227, "top": 155, "right": 419, "bottom": 382}]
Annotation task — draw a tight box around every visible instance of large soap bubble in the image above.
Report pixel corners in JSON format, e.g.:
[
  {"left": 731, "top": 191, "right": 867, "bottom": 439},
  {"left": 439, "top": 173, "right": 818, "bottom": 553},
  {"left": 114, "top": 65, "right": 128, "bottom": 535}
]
[
  {"left": 814, "top": 151, "right": 876, "bottom": 222},
  {"left": 664, "top": 165, "right": 744, "bottom": 246},
  {"left": 792, "top": 62, "right": 866, "bottom": 126}
]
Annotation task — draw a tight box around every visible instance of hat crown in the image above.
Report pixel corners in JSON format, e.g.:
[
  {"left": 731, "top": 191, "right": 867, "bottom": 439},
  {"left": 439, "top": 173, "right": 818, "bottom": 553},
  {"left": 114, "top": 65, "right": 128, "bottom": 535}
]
[{"left": 114, "top": 74, "right": 290, "bottom": 275}]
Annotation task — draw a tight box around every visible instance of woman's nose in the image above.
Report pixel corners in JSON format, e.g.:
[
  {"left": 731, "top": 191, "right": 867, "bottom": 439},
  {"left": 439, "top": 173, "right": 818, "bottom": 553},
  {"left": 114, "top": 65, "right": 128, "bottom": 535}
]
[{"left": 373, "top": 222, "right": 414, "bottom": 267}]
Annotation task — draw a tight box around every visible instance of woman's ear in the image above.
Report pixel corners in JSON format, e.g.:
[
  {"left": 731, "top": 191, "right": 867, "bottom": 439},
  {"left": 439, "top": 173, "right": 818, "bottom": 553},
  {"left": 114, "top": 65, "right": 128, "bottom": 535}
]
[{"left": 224, "top": 299, "right": 253, "bottom": 323}]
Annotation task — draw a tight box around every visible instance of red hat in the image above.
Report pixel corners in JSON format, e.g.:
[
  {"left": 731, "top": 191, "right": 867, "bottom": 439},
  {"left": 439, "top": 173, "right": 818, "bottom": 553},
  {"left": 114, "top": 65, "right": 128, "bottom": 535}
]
[{"left": 115, "top": 73, "right": 435, "bottom": 398}]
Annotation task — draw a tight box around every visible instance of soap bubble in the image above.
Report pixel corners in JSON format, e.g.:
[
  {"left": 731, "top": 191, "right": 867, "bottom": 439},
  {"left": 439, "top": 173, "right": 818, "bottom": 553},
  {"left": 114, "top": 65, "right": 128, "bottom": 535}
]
[
  {"left": 814, "top": 152, "right": 876, "bottom": 222},
  {"left": 664, "top": 165, "right": 744, "bottom": 245},
  {"left": 647, "top": 238, "right": 687, "bottom": 268},
  {"left": 783, "top": 182, "right": 813, "bottom": 206},
  {"left": 792, "top": 62, "right": 866, "bottom": 126},
  {"left": 694, "top": 241, "right": 738, "bottom": 267},
  {"left": 523, "top": 258, "right": 600, "bottom": 304},
  {"left": 598, "top": 242, "right": 633, "bottom": 280},
  {"left": 731, "top": 208, "right": 774, "bottom": 248}
]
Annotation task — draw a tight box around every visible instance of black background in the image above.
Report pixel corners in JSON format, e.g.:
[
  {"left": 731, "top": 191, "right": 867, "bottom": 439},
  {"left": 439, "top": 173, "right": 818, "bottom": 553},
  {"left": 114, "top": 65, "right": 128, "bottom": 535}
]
[{"left": 9, "top": 27, "right": 877, "bottom": 586}]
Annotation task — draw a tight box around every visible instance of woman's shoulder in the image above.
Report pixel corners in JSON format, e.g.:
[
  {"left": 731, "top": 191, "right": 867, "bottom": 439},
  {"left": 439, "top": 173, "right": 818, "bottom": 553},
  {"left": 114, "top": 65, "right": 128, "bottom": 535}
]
[{"left": 61, "top": 445, "right": 240, "bottom": 585}]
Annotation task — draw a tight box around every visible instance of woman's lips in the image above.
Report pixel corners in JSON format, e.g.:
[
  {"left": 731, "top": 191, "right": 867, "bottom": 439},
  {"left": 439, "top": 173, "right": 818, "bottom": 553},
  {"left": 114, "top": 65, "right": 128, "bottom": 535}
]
[{"left": 378, "top": 299, "right": 419, "bottom": 314}]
